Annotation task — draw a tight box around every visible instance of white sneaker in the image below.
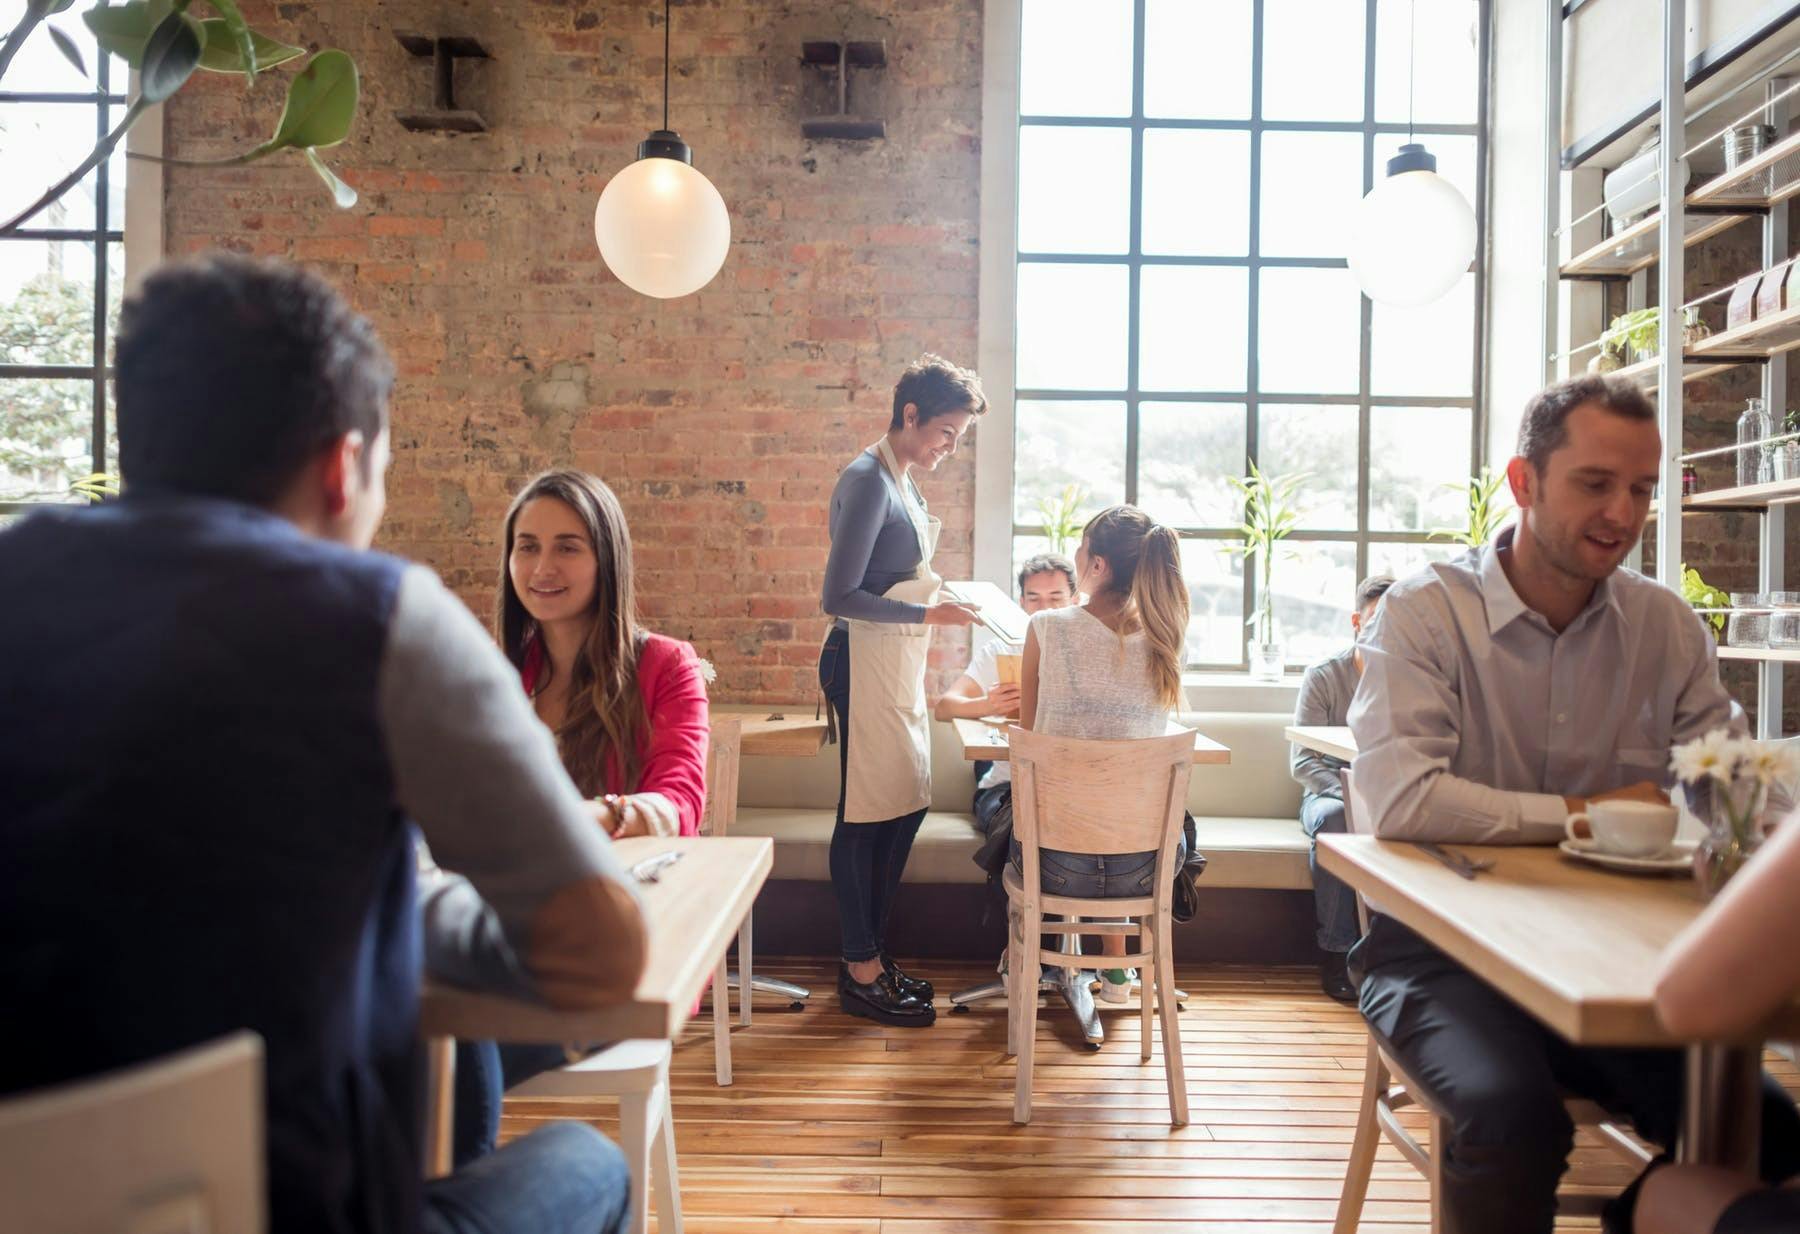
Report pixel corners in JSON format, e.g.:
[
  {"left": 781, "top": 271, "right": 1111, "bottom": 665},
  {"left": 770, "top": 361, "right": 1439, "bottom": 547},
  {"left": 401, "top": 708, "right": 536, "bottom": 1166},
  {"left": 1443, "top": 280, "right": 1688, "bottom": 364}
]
[{"left": 1097, "top": 968, "right": 1136, "bottom": 1004}]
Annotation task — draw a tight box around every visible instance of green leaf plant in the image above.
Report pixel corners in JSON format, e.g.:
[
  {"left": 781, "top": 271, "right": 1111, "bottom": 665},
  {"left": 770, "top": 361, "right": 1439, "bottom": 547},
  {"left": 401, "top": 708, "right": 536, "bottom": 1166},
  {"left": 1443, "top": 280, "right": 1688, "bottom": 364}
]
[
  {"left": 1430, "top": 466, "right": 1513, "bottom": 548},
  {"left": 1222, "top": 460, "right": 1308, "bottom": 645},
  {"left": 1681, "top": 564, "right": 1731, "bottom": 639},
  {"left": 0, "top": 0, "right": 356, "bottom": 235},
  {"left": 1034, "top": 483, "right": 1089, "bottom": 556}
]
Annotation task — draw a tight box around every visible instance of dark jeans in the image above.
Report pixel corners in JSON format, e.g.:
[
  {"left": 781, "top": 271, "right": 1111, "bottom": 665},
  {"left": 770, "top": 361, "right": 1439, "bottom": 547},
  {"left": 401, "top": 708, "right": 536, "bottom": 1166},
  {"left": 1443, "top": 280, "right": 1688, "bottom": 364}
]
[
  {"left": 1351, "top": 917, "right": 1800, "bottom": 1234},
  {"left": 1718, "top": 1187, "right": 1800, "bottom": 1233},
  {"left": 1008, "top": 835, "right": 1186, "bottom": 898},
  {"left": 452, "top": 1039, "right": 572, "bottom": 1168},
  {"left": 820, "top": 624, "right": 927, "bottom": 964},
  {"left": 1300, "top": 792, "right": 1359, "bottom": 953},
  {"left": 423, "top": 1120, "right": 631, "bottom": 1234},
  {"left": 973, "top": 779, "right": 1010, "bottom": 837}
]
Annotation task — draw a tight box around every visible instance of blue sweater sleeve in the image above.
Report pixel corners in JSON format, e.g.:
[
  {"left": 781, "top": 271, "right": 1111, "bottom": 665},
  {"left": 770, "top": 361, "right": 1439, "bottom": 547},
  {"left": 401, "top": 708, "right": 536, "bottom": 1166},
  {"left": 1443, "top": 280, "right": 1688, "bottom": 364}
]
[{"left": 821, "top": 463, "right": 928, "bottom": 624}]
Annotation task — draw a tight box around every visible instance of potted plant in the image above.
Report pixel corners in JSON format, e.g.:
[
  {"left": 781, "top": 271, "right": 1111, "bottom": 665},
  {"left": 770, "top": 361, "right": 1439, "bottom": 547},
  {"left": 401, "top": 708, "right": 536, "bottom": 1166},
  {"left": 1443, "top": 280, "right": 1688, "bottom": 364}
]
[
  {"left": 1223, "top": 460, "right": 1305, "bottom": 682},
  {"left": 1600, "top": 306, "right": 1710, "bottom": 365},
  {"left": 1430, "top": 467, "right": 1512, "bottom": 548},
  {"left": 1670, "top": 729, "right": 1800, "bottom": 898},
  {"left": 1780, "top": 410, "right": 1800, "bottom": 482},
  {"left": 1680, "top": 563, "right": 1730, "bottom": 641},
  {"left": 1034, "top": 483, "right": 1088, "bottom": 556}
]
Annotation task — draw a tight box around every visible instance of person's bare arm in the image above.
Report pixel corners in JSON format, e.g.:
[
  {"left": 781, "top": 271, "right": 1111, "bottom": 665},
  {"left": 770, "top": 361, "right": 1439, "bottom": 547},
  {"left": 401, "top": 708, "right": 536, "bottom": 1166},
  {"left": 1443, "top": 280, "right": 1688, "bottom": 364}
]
[
  {"left": 1654, "top": 814, "right": 1800, "bottom": 1040},
  {"left": 933, "top": 673, "right": 1019, "bottom": 721}
]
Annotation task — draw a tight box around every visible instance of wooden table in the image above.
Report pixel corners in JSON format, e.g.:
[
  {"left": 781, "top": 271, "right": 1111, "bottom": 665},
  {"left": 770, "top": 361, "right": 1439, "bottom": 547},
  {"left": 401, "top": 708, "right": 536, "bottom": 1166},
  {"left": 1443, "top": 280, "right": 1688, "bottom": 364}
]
[
  {"left": 420, "top": 835, "right": 773, "bottom": 1176},
  {"left": 952, "top": 716, "right": 1232, "bottom": 764},
  {"left": 1318, "top": 835, "right": 1800, "bottom": 1169},
  {"left": 739, "top": 714, "right": 829, "bottom": 759},
  {"left": 1285, "top": 724, "right": 1357, "bottom": 762}
]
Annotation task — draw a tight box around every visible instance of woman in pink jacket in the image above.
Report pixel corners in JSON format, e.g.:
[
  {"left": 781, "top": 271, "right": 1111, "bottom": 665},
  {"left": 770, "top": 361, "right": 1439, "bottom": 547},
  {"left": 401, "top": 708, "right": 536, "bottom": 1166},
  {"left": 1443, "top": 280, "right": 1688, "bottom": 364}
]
[{"left": 454, "top": 469, "right": 710, "bottom": 1166}]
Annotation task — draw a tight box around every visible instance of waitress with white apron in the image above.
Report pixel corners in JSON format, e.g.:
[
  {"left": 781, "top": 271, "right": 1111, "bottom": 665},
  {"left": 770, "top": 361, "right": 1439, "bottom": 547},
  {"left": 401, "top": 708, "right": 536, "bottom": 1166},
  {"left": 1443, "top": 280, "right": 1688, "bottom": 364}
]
[{"left": 819, "top": 354, "right": 986, "bottom": 1026}]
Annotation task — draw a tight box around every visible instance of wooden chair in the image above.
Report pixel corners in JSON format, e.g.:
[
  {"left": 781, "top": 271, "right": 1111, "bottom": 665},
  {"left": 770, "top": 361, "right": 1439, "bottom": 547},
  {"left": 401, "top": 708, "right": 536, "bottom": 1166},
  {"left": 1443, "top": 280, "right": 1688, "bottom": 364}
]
[
  {"left": 1332, "top": 770, "right": 1654, "bottom": 1233},
  {"left": 1003, "top": 726, "right": 1195, "bottom": 1126},
  {"left": 507, "top": 1040, "right": 683, "bottom": 1234},
  {"left": 0, "top": 1032, "right": 264, "bottom": 1234}
]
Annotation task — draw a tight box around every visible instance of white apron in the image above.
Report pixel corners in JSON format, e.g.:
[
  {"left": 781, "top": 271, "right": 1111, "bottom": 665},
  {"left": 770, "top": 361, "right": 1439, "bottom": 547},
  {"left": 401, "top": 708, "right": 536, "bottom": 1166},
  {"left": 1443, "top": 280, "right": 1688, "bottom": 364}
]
[{"left": 842, "top": 438, "right": 940, "bottom": 823}]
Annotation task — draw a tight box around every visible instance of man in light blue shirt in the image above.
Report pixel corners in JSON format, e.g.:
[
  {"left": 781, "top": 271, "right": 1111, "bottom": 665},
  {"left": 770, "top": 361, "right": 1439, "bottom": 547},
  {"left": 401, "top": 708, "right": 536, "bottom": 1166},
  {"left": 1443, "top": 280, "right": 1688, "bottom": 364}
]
[{"left": 1347, "top": 374, "right": 1800, "bottom": 1234}]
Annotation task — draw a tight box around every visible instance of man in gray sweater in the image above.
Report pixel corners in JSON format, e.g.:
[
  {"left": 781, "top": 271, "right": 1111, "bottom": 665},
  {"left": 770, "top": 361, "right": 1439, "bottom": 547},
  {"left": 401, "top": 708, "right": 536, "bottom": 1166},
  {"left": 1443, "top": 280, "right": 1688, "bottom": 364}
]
[{"left": 1289, "top": 574, "right": 1393, "bottom": 1002}]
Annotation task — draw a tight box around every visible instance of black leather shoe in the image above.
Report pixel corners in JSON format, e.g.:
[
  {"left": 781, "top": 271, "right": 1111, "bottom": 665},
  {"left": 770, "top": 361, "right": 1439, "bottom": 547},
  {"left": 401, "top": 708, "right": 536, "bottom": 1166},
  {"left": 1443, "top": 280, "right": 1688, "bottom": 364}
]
[
  {"left": 1319, "top": 950, "right": 1358, "bottom": 1004},
  {"left": 880, "top": 952, "right": 934, "bottom": 1003},
  {"left": 839, "top": 964, "right": 936, "bottom": 1026}
]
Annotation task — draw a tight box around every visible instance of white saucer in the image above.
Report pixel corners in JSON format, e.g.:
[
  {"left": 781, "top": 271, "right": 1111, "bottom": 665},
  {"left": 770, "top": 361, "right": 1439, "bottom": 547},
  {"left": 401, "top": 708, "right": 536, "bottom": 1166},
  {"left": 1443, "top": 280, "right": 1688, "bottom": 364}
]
[{"left": 1557, "top": 837, "right": 1696, "bottom": 875}]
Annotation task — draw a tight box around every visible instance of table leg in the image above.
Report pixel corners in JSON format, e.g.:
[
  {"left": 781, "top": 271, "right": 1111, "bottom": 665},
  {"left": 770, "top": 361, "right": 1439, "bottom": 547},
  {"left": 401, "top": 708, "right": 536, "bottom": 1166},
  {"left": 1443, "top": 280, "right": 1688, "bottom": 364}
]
[
  {"left": 423, "top": 1035, "right": 455, "bottom": 1180},
  {"left": 1679, "top": 1042, "right": 1762, "bottom": 1171},
  {"left": 712, "top": 952, "right": 733, "bottom": 1087}
]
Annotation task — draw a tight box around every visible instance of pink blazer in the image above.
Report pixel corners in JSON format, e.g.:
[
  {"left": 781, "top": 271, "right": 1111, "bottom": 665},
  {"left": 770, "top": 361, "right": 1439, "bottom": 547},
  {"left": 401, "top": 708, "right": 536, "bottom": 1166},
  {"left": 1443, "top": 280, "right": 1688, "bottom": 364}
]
[{"left": 522, "top": 632, "right": 711, "bottom": 836}]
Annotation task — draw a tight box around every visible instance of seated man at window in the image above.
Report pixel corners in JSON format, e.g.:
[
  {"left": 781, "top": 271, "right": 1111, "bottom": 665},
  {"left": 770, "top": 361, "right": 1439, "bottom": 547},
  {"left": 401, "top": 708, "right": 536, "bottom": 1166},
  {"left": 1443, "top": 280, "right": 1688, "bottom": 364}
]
[
  {"left": 0, "top": 255, "right": 643, "bottom": 1234},
  {"left": 933, "top": 552, "right": 1078, "bottom": 841},
  {"left": 1347, "top": 374, "right": 1800, "bottom": 1234},
  {"left": 1289, "top": 572, "right": 1392, "bottom": 1004}
]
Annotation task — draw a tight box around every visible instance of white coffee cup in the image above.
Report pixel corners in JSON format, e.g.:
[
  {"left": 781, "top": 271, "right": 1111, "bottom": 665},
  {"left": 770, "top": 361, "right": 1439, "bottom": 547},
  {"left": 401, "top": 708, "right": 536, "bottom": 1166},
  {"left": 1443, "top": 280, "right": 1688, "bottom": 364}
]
[{"left": 1565, "top": 800, "right": 1678, "bottom": 858}]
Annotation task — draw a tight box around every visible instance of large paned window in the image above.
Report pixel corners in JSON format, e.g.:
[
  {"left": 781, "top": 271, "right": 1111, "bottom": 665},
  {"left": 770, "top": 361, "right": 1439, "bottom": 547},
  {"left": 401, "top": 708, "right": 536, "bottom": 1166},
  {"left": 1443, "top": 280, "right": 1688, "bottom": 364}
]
[
  {"left": 0, "top": 1, "right": 128, "bottom": 512},
  {"left": 1010, "top": 0, "right": 1486, "bottom": 669}
]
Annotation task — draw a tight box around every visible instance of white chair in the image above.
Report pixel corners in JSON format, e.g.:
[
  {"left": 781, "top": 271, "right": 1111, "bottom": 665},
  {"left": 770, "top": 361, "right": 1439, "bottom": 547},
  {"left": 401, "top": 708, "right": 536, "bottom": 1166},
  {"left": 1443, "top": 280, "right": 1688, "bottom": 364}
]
[
  {"left": 507, "top": 1039, "right": 682, "bottom": 1234},
  {"left": 698, "top": 711, "right": 742, "bottom": 1085},
  {"left": 1004, "top": 726, "right": 1195, "bottom": 1126},
  {"left": 1332, "top": 770, "right": 1654, "bottom": 1233},
  {"left": 0, "top": 1032, "right": 265, "bottom": 1234}
]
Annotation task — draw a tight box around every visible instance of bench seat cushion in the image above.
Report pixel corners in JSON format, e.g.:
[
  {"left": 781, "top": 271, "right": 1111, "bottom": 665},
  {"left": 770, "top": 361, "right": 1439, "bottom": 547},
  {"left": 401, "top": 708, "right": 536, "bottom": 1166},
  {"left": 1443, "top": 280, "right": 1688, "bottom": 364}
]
[{"left": 731, "top": 808, "right": 1313, "bottom": 891}]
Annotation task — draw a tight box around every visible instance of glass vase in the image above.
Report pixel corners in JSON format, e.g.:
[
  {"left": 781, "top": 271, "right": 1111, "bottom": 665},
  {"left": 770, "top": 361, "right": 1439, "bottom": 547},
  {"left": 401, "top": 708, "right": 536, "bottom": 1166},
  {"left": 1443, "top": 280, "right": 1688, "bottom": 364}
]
[
  {"left": 1692, "top": 778, "right": 1767, "bottom": 900},
  {"left": 1248, "top": 598, "right": 1284, "bottom": 682}
]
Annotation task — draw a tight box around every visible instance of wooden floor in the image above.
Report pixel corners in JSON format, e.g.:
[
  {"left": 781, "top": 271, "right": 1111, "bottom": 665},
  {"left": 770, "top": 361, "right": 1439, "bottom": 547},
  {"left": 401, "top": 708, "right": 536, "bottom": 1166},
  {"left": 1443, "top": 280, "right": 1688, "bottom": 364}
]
[{"left": 500, "top": 957, "right": 1800, "bottom": 1232}]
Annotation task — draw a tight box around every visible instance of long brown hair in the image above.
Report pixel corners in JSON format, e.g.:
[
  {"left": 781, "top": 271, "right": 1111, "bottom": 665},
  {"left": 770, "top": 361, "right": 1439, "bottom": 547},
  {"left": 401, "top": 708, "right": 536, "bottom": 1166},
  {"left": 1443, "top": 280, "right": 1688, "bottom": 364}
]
[
  {"left": 497, "top": 470, "right": 647, "bottom": 794},
  {"left": 1082, "top": 505, "right": 1189, "bottom": 709}
]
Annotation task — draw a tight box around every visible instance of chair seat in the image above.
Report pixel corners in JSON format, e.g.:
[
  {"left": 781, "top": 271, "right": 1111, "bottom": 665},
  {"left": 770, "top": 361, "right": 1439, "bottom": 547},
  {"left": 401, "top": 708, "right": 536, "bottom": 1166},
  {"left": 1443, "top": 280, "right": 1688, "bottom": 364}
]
[{"left": 506, "top": 1040, "right": 671, "bottom": 1098}]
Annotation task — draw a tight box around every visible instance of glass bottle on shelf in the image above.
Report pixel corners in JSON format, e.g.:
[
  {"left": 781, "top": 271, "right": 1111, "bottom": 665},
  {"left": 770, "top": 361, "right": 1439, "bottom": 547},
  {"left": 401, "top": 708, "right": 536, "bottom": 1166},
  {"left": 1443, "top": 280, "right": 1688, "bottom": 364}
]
[
  {"left": 1682, "top": 463, "right": 1700, "bottom": 497},
  {"left": 1737, "top": 397, "right": 1772, "bottom": 487}
]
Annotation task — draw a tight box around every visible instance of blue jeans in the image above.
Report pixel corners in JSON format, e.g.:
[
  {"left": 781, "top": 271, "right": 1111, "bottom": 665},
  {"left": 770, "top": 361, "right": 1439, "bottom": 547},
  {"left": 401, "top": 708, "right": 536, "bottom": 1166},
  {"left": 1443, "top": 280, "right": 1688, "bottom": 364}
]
[
  {"left": 453, "top": 1040, "right": 573, "bottom": 1168},
  {"left": 423, "top": 1120, "right": 631, "bottom": 1234},
  {"left": 1008, "top": 836, "right": 1186, "bottom": 898},
  {"left": 820, "top": 625, "right": 927, "bottom": 963},
  {"left": 1301, "top": 793, "right": 1359, "bottom": 953}
]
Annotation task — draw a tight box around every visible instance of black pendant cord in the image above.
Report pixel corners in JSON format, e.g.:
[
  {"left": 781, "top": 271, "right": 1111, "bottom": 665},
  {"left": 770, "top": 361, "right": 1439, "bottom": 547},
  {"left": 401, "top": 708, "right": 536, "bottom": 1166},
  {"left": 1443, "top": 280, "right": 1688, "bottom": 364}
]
[
  {"left": 662, "top": 0, "right": 671, "bottom": 132},
  {"left": 1406, "top": 0, "right": 1416, "bottom": 145}
]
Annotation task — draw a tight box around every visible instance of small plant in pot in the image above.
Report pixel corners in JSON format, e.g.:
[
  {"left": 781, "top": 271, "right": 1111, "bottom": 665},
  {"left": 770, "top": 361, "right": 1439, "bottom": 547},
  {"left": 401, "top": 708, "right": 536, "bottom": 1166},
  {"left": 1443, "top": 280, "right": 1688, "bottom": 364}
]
[
  {"left": 1600, "top": 306, "right": 1710, "bottom": 365},
  {"left": 1223, "top": 460, "right": 1306, "bottom": 682}
]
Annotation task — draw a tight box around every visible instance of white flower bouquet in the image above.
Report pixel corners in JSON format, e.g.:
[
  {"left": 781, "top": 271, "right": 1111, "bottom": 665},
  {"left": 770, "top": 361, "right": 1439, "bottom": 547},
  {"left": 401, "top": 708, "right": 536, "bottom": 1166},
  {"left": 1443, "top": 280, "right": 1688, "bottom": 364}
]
[{"left": 1668, "top": 729, "right": 1800, "bottom": 895}]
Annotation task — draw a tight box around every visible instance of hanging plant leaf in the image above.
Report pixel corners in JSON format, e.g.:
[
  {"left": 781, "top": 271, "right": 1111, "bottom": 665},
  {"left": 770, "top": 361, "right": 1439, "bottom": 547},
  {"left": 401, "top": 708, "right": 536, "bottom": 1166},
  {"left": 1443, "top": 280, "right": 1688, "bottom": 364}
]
[
  {"left": 47, "top": 24, "right": 87, "bottom": 78},
  {"left": 303, "top": 147, "right": 357, "bottom": 208},
  {"left": 197, "top": 21, "right": 305, "bottom": 74},
  {"left": 260, "top": 49, "right": 358, "bottom": 152},
  {"left": 28, "top": 1, "right": 81, "bottom": 15},
  {"left": 82, "top": 0, "right": 174, "bottom": 68},
  {"left": 140, "top": 10, "right": 203, "bottom": 103},
  {"left": 200, "top": 0, "right": 257, "bottom": 84}
]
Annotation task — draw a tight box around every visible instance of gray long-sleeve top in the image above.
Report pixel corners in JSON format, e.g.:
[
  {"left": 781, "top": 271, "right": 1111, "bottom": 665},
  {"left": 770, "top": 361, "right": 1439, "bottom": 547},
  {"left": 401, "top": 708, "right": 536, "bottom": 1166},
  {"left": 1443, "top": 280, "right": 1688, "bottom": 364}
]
[
  {"left": 821, "top": 447, "right": 928, "bottom": 626},
  {"left": 1290, "top": 646, "right": 1358, "bottom": 798}
]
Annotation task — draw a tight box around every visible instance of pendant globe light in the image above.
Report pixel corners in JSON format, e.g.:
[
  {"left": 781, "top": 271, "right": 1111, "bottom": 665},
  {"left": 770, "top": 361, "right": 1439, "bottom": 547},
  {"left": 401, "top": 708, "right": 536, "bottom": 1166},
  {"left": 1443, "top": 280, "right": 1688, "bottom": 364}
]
[
  {"left": 594, "top": 0, "right": 730, "bottom": 299},
  {"left": 1347, "top": 0, "right": 1477, "bottom": 307}
]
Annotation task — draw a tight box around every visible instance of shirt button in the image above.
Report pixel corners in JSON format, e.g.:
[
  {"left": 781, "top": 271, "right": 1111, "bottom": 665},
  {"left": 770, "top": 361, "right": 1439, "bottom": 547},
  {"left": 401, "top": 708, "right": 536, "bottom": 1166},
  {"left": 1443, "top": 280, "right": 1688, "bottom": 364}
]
[{"left": 1556, "top": 713, "right": 1568, "bottom": 723}]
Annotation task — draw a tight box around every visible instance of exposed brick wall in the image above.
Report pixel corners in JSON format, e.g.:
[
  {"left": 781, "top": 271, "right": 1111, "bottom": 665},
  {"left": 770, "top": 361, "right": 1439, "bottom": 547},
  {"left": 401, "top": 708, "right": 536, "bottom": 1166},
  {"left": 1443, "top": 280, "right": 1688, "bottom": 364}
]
[
  {"left": 1611, "top": 218, "right": 1800, "bottom": 731},
  {"left": 160, "top": 0, "right": 982, "bottom": 702}
]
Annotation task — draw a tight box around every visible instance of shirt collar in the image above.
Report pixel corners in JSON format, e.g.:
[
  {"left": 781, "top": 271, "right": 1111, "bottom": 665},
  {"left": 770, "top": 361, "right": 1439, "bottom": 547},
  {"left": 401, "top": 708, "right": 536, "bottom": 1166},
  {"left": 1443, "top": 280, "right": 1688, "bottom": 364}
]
[{"left": 1479, "top": 523, "right": 1624, "bottom": 635}]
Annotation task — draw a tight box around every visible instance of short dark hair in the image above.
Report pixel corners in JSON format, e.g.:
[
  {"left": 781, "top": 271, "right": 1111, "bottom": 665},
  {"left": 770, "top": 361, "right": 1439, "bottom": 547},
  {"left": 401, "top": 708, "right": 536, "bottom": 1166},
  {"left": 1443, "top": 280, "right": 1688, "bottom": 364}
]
[
  {"left": 1515, "top": 374, "right": 1655, "bottom": 474},
  {"left": 890, "top": 352, "right": 987, "bottom": 430},
  {"left": 116, "top": 253, "right": 393, "bottom": 505},
  {"left": 1017, "top": 552, "right": 1076, "bottom": 595},
  {"left": 1355, "top": 574, "right": 1395, "bottom": 610}
]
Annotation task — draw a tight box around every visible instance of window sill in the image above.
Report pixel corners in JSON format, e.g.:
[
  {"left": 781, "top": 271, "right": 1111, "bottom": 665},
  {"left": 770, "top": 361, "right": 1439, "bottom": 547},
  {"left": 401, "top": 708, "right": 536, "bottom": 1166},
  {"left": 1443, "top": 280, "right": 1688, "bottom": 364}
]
[{"left": 1181, "top": 671, "right": 1302, "bottom": 714}]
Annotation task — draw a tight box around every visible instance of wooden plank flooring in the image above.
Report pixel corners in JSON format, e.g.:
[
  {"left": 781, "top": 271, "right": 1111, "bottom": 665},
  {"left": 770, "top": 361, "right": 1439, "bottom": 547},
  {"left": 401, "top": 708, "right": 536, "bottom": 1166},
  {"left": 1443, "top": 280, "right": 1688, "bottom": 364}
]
[{"left": 499, "top": 958, "right": 1800, "bottom": 1232}]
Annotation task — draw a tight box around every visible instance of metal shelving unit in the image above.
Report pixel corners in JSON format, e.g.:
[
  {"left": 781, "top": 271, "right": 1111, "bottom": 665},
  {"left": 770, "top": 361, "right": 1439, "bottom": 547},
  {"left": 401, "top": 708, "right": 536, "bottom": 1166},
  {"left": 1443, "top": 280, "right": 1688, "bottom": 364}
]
[{"left": 1543, "top": 0, "right": 1791, "bottom": 738}]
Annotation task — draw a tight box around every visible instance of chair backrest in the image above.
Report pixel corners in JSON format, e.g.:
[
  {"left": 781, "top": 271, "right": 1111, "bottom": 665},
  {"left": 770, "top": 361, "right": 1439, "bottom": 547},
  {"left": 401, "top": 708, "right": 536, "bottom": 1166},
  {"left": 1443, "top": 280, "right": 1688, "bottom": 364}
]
[
  {"left": 702, "top": 712, "right": 744, "bottom": 837},
  {"left": 0, "top": 1032, "right": 265, "bottom": 1234},
  {"left": 1008, "top": 726, "right": 1195, "bottom": 902}
]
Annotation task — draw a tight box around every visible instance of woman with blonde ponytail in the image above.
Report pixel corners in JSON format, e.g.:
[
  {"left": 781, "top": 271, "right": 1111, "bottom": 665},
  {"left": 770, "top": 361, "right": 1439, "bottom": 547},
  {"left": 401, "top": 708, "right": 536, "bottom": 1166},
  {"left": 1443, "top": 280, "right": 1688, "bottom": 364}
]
[{"left": 1018, "top": 505, "right": 1192, "bottom": 1002}]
